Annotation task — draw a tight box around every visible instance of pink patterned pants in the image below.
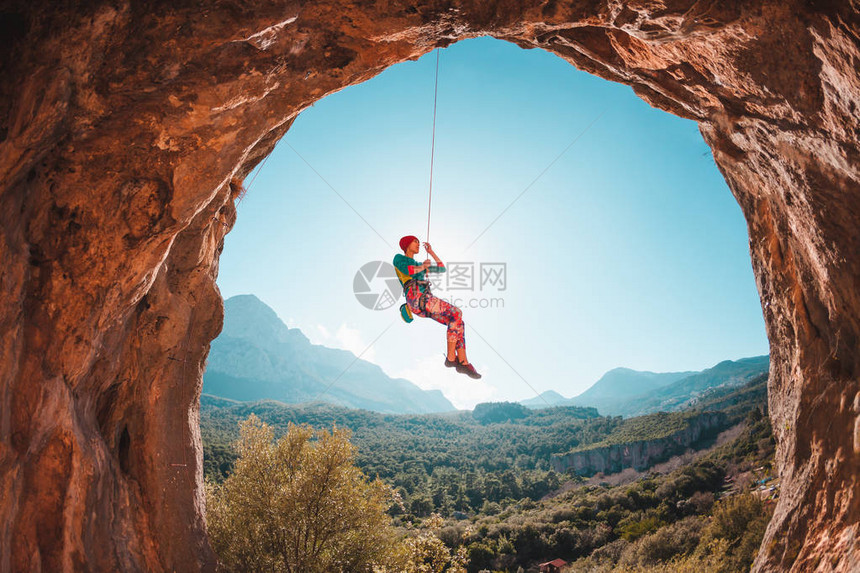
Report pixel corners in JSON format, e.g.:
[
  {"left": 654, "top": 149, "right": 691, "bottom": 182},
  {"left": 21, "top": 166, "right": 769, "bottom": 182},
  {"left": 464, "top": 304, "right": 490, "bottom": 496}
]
[{"left": 405, "top": 285, "right": 466, "bottom": 351}]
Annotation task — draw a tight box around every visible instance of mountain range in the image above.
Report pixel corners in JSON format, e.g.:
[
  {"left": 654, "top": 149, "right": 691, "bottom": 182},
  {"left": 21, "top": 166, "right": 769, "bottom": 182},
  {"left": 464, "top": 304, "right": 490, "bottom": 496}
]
[
  {"left": 203, "top": 295, "right": 454, "bottom": 413},
  {"left": 206, "top": 294, "right": 768, "bottom": 418},
  {"left": 521, "top": 355, "right": 769, "bottom": 417}
]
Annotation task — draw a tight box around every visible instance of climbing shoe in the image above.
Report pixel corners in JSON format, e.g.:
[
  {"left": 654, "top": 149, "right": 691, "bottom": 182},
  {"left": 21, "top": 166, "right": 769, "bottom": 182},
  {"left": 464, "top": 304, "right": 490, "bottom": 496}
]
[
  {"left": 455, "top": 361, "right": 482, "bottom": 379},
  {"left": 400, "top": 303, "right": 413, "bottom": 323},
  {"left": 444, "top": 355, "right": 458, "bottom": 368}
]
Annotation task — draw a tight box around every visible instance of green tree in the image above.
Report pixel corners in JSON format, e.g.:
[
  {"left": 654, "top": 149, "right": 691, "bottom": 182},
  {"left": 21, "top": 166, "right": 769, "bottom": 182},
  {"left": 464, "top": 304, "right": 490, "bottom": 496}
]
[
  {"left": 206, "top": 415, "right": 398, "bottom": 573},
  {"left": 472, "top": 401, "right": 529, "bottom": 424},
  {"left": 701, "top": 493, "right": 771, "bottom": 572},
  {"left": 398, "top": 514, "right": 469, "bottom": 573},
  {"left": 377, "top": 514, "right": 469, "bottom": 573}
]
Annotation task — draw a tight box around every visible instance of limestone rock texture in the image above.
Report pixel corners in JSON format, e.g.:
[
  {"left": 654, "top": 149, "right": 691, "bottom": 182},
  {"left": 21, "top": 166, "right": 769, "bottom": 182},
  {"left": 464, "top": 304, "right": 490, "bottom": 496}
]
[
  {"left": 0, "top": 0, "right": 857, "bottom": 571},
  {"left": 551, "top": 412, "right": 726, "bottom": 475}
]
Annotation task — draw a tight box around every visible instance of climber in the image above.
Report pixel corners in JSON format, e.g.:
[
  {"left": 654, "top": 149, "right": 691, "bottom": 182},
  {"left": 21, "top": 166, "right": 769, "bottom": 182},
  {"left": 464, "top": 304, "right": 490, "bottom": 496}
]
[{"left": 393, "top": 235, "right": 482, "bottom": 379}]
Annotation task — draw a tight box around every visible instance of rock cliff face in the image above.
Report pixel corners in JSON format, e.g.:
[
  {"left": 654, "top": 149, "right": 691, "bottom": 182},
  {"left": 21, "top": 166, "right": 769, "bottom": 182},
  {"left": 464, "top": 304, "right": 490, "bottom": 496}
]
[
  {"left": 551, "top": 412, "right": 726, "bottom": 475},
  {"left": 0, "top": 1, "right": 858, "bottom": 571}
]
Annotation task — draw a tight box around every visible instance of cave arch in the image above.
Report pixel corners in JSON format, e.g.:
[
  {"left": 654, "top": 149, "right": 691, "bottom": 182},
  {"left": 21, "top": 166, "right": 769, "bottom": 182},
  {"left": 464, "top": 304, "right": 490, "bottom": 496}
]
[{"left": 1, "top": 1, "right": 857, "bottom": 571}]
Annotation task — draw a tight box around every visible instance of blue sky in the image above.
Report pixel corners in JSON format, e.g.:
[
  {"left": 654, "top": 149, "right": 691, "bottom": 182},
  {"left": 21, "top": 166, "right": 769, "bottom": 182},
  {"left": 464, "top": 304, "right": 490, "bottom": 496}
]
[{"left": 216, "top": 37, "right": 769, "bottom": 409}]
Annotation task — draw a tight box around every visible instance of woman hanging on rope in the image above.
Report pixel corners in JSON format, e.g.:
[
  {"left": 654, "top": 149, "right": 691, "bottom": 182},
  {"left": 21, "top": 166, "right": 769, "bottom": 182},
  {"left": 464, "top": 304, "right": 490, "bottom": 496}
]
[{"left": 393, "top": 235, "right": 482, "bottom": 379}]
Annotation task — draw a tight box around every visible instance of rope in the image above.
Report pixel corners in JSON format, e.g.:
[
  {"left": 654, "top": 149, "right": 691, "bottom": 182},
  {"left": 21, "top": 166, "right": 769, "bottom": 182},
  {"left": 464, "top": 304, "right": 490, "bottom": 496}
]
[
  {"left": 215, "top": 140, "right": 272, "bottom": 228},
  {"left": 168, "top": 297, "right": 194, "bottom": 493},
  {"left": 245, "top": 149, "right": 272, "bottom": 194},
  {"left": 425, "top": 48, "right": 440, "bottom": 257}
]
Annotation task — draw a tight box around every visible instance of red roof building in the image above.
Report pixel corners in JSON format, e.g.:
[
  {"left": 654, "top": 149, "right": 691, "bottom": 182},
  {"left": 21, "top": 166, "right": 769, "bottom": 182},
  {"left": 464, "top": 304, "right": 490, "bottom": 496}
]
[{"left": 539, "top": 558, "right": 568, "bottom": 572}]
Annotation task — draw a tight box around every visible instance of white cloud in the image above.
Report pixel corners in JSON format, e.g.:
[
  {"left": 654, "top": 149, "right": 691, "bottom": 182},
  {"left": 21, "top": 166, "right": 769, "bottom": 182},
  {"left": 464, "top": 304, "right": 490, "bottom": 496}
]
[
  {"left": 282, "top": 321, "right": 496, "bottom": 409},
  {"left": 392, "top": 354, "right": 496, "bottom": 410},
  {"left": 334, "top": 323, "right": 377, "bottom": 362},
  {"left": 305, "top": 322, "right": 377, "bottom": 363}
]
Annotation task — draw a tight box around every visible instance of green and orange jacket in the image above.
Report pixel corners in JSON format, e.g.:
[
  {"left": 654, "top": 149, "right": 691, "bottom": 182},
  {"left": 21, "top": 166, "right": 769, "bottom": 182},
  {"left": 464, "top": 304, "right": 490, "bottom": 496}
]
[{"left": 392, "top": 254, "right": 446, "bottom": 294}]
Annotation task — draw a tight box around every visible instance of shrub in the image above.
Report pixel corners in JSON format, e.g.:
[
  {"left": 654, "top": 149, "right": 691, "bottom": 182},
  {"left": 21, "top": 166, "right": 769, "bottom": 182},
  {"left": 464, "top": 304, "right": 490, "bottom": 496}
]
[
  {"left": 206, "top": 415, "right": 398, "bottom": 572},
  {"left": 701, "top": 494, "right": 771, "bottom": 572},
  {"left": 618, "top": 516, "right": 705, "bottom": 567},
  {"left": 392, "top": 515, "right": 469, "bottom": 573},
  {"left": 618, "top": 516, "right": 666, "bottom": 541},
  {"left": 466, "top": 541, "right": 495, "bottom": 572},
  {"left": 707, "top": 494, "right": 763, "bottom": 543}
]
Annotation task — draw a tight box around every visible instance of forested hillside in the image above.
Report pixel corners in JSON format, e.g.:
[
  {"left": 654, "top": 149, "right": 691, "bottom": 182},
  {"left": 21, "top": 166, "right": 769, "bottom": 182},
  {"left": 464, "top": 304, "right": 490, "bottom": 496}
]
[
  {"left": 463, "top": 414, "right": 775, "bottom": 572},
  {"left": 202, "top": 398, "right": 608, "bottom": 510},
  {"left": 201, "top": 375, "right": 773, "bottom": 572}
]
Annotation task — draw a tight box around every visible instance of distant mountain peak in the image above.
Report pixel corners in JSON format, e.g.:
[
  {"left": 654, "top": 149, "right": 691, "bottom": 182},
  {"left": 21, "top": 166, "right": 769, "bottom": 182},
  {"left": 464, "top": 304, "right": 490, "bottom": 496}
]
[
  {"left": 224, "top": 294, "right": 286, "bottom": 326},
  {"left": 567, "top": 356, "right": 769, "bottom": 417},
  {"left": 207, "top": 295, "right": 454, "bottom": 414},
  {"left": 540, "top": 390, "right": 567, "bottom": 401},
  {"left": 222, "top": 295, "right": 309, "bottom": 344},
  {"left": 520, "top": 356, "right": 769, "bottom": 417},
  {"left": 606, "top": 366, "right": 637, "bottom": 374},
  {"left": 225, "top": 293, "right": 275, "bottom": 315},
  {"left": 575, "top": 367, "right": 694, "bottom": 401},
  {"left": 520, "top": 390, "right": 568, "bottom": 408}
]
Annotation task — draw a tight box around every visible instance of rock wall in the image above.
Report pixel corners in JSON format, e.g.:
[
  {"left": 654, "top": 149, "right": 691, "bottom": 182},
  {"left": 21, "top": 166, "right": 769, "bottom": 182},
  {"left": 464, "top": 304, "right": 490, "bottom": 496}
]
[
  {"left": 551, "top": 412, "right": 726, "bottom": 476},
  {"left": 0, "top": 1, "right": 857, "bottom": 571}
]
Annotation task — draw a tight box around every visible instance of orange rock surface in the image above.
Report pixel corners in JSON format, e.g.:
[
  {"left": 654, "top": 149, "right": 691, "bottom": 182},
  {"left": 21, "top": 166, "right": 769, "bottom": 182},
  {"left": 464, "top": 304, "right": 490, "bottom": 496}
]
[{"left": 0, "top": 1, "right": 857, "bottom": 571}]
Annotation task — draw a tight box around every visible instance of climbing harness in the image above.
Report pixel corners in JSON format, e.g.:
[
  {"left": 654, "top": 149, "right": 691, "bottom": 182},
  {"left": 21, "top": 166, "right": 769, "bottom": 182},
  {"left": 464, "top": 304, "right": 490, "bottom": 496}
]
[{"left": 402, "top": 278, "right": 432, "bottom": 314}]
